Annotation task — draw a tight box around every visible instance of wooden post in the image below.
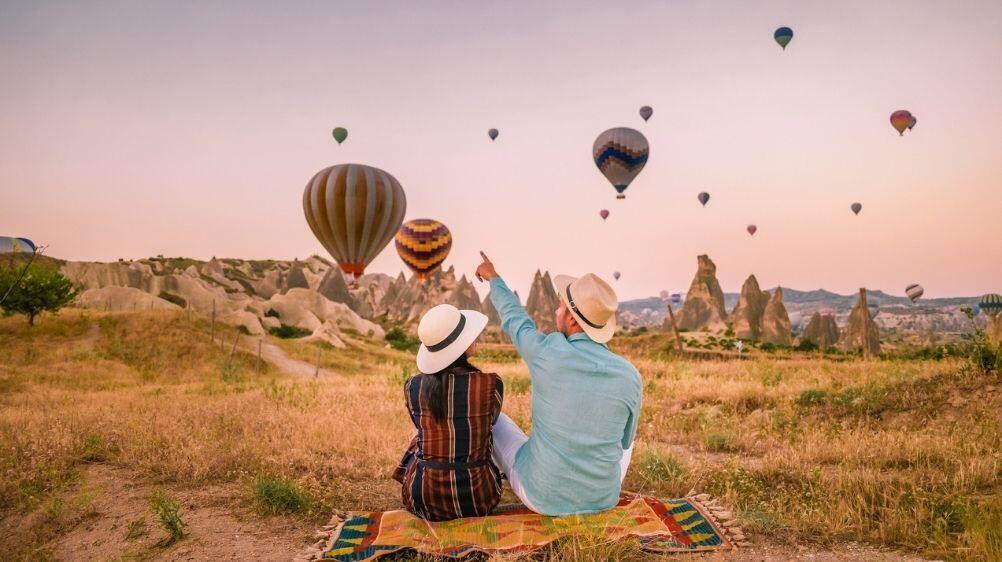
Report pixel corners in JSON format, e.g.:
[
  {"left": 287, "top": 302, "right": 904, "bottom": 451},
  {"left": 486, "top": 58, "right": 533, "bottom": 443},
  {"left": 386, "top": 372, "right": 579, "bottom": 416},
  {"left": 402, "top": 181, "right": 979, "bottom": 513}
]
[
  {"left": 314, "top": 346, "right": 321, "bottom": 377},
  {"left": 666, "top": 303, "right": 683, "bottom": 352},
  {"left": 257, "top": 339, "right": 263, "bottom": 372},
  {"left": 859, "top": 288, "right": 870, "bottom": 360},
  {"left": 210, "top": 300, "right": 216, "bottom": 342},
  {"left": 228, "top": 332, "right": 239, "bottom": 362}
]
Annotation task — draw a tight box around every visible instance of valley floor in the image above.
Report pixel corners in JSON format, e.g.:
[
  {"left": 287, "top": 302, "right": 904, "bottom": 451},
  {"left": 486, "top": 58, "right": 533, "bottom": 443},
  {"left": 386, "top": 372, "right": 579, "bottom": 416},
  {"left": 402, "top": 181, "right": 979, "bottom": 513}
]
[{"left": 1, "top": 310, "right": 999, "bottom": 561}]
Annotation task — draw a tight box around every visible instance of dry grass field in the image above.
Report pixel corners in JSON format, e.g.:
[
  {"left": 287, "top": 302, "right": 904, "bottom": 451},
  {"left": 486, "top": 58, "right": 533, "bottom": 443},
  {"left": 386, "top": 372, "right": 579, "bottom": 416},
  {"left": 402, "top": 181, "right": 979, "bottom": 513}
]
[{"left": 1, "top": 309, "right": 1000, "bottom": 561}]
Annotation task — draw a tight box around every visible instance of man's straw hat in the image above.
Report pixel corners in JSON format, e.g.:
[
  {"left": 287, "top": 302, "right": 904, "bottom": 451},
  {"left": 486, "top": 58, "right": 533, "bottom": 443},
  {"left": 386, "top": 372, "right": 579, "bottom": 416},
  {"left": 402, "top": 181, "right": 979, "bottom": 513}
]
[
  {"left": 553, "top": 273, "right": 618, "bottom": 343},
  {"left": 416, "top": 304, "right": 488, "bottom": 374}
]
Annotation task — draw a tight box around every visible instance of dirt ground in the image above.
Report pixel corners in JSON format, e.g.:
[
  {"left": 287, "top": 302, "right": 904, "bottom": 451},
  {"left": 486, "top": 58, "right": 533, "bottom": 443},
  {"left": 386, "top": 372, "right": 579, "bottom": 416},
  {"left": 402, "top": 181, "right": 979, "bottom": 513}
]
[{"left": 0, "top": 463, "right": 933, "bottom": 562}]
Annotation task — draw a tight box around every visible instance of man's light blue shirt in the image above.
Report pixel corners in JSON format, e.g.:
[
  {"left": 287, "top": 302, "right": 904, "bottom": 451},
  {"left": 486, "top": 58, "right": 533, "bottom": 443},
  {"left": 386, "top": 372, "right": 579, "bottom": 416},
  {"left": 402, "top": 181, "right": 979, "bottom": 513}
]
[{"left": 489, "top": 276, "right": 643, "bottom": 515}]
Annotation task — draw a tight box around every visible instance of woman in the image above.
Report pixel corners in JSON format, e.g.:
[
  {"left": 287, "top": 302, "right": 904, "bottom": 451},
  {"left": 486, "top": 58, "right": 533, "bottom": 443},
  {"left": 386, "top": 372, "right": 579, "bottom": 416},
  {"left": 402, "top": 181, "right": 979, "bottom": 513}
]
[{"left": 392, "top": 304, "right": 504, "bottom": 521}]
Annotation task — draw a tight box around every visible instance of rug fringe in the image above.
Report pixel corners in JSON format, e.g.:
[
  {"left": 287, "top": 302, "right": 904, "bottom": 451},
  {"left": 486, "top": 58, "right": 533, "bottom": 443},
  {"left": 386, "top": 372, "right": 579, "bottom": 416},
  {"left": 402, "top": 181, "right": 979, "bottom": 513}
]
[
  {"left": 296, "top": 513, "right": 346, "bottom": 561},
  {"left": 686, "top": 493, "right": 751, "bottom": 549}
]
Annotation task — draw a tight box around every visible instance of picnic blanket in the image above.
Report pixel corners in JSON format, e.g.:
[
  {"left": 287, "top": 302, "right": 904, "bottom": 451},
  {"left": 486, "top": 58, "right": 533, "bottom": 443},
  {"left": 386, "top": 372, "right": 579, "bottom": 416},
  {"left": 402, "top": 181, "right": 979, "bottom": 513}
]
[{"left": 301, "top": 493, "right": 746, "bottom": 561}]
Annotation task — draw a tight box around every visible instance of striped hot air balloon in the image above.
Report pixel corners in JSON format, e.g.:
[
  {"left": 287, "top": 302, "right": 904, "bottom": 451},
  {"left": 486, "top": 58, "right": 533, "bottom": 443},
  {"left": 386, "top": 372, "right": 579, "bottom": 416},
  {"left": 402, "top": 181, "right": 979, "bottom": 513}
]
[
  {"left": 905, "top": 284, "right": 924, "bottom": 302},
  {"left": 980, "top": 294, "right": 1002, "bottom": 317},
  {"left": 0, "top": 236, "right": 36, "bottom": 254},
  {"left": 593, "top": 128, "right": 649, "bottom": 199},
  {"left": 303, "top": 163, "right": 407, "bottom": 280},
  {"left": 395, "top": 219, "right": 452, "bottom": 280}
]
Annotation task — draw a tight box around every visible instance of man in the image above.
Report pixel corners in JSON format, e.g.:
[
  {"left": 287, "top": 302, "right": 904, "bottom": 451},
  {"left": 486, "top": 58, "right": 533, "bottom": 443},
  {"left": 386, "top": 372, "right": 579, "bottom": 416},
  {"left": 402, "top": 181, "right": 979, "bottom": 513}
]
[{"left": 475, "top": 252, "right": 642, "bottom": 516}]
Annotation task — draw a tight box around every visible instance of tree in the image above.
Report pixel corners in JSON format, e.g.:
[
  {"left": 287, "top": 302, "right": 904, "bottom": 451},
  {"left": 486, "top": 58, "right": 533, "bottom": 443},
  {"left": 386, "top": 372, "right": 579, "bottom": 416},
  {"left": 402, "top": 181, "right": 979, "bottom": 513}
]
[{"left": 0, "top": 264, "right": 78, "bottom": 326}]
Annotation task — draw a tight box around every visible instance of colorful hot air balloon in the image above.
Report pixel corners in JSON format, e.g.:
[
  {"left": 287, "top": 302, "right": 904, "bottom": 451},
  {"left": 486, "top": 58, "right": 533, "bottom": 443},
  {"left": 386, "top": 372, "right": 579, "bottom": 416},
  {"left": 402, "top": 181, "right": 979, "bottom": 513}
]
[
  {"left": 0, "top": 237, "right": 36, "bottom": 253},
  {"left": 671, "top": 293, "right": 682, "bottom": 306},
  {"left": 890, "top": 110, "right": 913, "bottom": 136},
  {"left": 332, "top": 127, "right": 348, "bottom": 144},
  {"left": 659, "top": 290, "right": 669, "bottom": 301},
  {"left": 905, "top": 284, "right": 924, "bottom": 302},
  {"left": 613, "top": 271, "right": 621, "bottom": 281},
  {"left": 600, "top": 209, "right": 610, "bottom": 220},
  {"left": 639, "top": 106, "right": 653, "bottom": 122},
  {"left": 488, "top": 128, "right": 499, "bottom": 141},
  {"left": 302, "top": 163, "right": 406, "bottom": 280},
  {"left": 395, "top": 219, "right": 452, "bottom": 279},
  {"left": 593, "top": 128, "right": 649, "bottom": 199},
  {"left": 747, "top": 224, "right": 757, "bottom": 236},
  {"left": 774, "top": 27, "right": 793, "bottom": 50},
  {"left": 908, "top": 115, "right": 917, "bottom": 130},
  {"left": 851, "top": 202, "right": 862, "bottom": 215},
  {"left": 698, "top": 192, "right": 710, "bottom": 206},
  {"left": 980, "top": 294, "right": 1002, "bottom": 317}
]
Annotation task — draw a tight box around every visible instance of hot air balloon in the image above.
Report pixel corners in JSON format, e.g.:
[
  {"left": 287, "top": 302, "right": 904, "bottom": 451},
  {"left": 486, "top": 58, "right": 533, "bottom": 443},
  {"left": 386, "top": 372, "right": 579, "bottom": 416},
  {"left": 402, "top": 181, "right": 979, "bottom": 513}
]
[
  {"left": 302, "top": 163, "right": 406, "bottom": 281},
  {"left": 659, "top": 290, "right": 669, "bottom": 301},
  {"left": 774, "top": 27, "right": 793, "bottom": 50},
  {"left": 819, "top": 307, "right": 837, "bottom": 317},
  {"left": 395, "top": 219, "right": 452, "bottom": 280},
  {"left": 639, "top": 106, "right": 653, "bottom": 122},
  {"left": 593, "top": 128, "right": 649, "bottom": 199},
  {"left": 488, "top": 128, "right": 499, "bottom": 141},
  {"left": 671, "top": 293, "right": 682, "bottom": 306},
  {"left": 851, "top": 202, "right": 862, "bottom": 215},
  {"left": 332, "top": 127, "right": 348, "bottom": 144},
  {"left": 613, "top": 271, "right": 621, "bottom": 281},
  {"left": 747, "top": 225, "right": 757, "bottom": 236},
  {"left": 890, "top": 110, "right": 913, "bottom": 136},
  {"left": 0, "top": 237, "right": 36, "bottom": 254},
  {"left": 600, "top": 209, "right": 610, "bottom": 220},
  {"left": 980, "top": 294, "right": 1002, "bottom": 317},
  {"left": 908, "top": 116, "right": 917, "bottom": 130},
  {"left": 971, "top": 304, "right": 980, "bottom": 316},
  {"left": 698, "top": 192, "right": 710, "bottom": 206},
  {"left": 905, "top": 284, "right": 924, "bottom": 302}
]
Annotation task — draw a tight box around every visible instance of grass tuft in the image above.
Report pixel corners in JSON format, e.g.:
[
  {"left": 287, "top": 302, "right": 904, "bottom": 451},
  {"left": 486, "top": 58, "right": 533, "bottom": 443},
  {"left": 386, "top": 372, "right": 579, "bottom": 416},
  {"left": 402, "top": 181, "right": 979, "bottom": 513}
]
[
  {"left": 252, "top": 474, "right": 311, "bottom": 514},
  {"left": 149, "top": 489, "right": 185, "bottom": 546}
]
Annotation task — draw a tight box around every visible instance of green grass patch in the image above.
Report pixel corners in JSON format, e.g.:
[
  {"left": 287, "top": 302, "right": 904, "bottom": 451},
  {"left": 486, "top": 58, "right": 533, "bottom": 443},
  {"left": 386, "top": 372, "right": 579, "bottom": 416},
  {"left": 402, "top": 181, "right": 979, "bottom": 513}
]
[
  {"left": 268, "top": 324, "right": 312, "bottom": 339},
  {"left": 252, "top": 474, "right": 311, "bottom": 514},
  {"left": 149, "top": 489, "right": 185, "bottom": 546}
]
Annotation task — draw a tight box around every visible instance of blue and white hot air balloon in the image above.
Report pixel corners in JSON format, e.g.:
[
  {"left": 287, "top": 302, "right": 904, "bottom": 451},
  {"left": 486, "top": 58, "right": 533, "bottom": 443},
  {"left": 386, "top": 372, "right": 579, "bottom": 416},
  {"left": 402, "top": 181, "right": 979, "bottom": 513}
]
[{"left": 0, "top": 237, "right": 36, "bottom": 254}]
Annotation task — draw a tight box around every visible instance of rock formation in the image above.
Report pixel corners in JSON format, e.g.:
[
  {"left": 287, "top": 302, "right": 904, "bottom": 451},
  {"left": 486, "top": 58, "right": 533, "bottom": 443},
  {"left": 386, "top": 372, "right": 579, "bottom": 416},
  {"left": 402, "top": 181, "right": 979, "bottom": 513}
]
[
  {"left": 838, "top": 294, "right": 881, "bottom": 354},
  {"left": 676, "top": 255, "right": 728, "bottom": 332},
  {"left": 730, "top": 275, "right": 770, "bottom": 339},
  {"left": 381, "top": 267, "right": 483, "bottom": 325},
  {"left": 483, "top": 292, "right": 500, "bottom": 325},
  {"left": 264, "top": 288, "right": 384, "bottom": 347},
  {"left": 283, "top": 259, "right": 310, "bottom": 293},
  {"left": 316, "top": 267, "right": 353, "bottom": 306},
  {"left": 761, "top": 287, "right": 793, "bottom": 345},
  {"left": 525, "top": 270, "right": 560, "bottom": 333},
  {"left": 799, "top": 312, "right": 840, "bottom": 349}
]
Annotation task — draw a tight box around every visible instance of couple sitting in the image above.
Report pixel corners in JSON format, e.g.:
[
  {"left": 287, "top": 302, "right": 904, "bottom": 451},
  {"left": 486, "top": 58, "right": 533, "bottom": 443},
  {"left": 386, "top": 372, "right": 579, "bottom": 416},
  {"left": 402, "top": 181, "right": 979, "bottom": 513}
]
[{"left": 392, "top": 253, "right": 643, "bottom": 520}]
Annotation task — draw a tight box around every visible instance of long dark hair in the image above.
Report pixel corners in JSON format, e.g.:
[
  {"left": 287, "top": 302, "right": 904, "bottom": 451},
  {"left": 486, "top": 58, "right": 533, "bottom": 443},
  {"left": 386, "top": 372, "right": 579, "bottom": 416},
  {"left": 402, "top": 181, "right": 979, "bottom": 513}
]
[{"left": 423, "top": 354, "right": 480, "bottom": 420}]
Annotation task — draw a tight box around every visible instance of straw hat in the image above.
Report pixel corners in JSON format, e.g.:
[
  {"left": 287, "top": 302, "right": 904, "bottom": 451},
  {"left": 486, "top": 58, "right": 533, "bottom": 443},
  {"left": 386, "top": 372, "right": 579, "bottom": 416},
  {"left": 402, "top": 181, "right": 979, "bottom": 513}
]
[
  {"left": 416, "top": 304, "right": 488, "bottom": 374},
  {"left": 553, "top": 273, "right": 619, "bottom": 343}
]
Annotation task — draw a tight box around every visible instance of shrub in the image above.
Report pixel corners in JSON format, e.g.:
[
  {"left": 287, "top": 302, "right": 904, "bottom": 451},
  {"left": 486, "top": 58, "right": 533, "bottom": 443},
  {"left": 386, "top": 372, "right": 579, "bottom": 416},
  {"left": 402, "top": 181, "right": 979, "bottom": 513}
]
[
  {"left": 264, "top": 308, "right": 280, "bottom": 318},
  {"left": 149, "top": 489, "right": 185, "bottom": 546},
  {"left": 252, "top": 474, "right": 310, "bottom": 514},
  {"left": 795, "top": 389, "right": 828, "bottom": 407},
  {"left": 385, "top": 327, "right": 420, "bottom": 353},
  {"left": 157, "top": 291, "right": 187, "bottom": 308},
  {"left": 794, "top": 339, "right": 818, "bottom": 352},
  {"left": 703, "top": 430, "right": 738, "bottom": 452},
  {"left": 268, "top": 324, "right": 311, "bottom": 339}
]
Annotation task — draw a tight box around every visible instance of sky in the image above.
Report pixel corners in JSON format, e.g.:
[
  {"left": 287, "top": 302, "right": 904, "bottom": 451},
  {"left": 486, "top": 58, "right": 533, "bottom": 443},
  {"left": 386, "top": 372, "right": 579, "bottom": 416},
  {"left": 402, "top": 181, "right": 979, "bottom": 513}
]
[{"left": 2, "top": 1, "right": 1001, "bottom": 300}]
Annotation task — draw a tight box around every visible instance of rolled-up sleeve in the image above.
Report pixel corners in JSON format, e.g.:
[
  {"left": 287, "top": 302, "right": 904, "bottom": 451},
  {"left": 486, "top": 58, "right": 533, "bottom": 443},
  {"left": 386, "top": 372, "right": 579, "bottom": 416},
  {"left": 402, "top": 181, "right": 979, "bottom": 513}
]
[{"left": 489, "top": 276, "right": 547, "bottom": 364}]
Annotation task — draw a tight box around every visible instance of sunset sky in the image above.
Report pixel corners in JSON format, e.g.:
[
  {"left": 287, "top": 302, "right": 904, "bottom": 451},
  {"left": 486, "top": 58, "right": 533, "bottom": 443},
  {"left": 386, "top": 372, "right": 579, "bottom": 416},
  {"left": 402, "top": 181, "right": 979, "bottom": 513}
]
[{"left": 2, "top": 1, "right": 1000, "bottom": 299}]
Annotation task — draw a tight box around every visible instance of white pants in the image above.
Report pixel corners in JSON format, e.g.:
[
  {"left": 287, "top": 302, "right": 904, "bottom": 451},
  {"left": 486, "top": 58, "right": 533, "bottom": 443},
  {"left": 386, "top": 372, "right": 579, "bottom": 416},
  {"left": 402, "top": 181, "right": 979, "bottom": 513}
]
[{"left": 491, "top": 413, "right": 633, "bottom": 513}]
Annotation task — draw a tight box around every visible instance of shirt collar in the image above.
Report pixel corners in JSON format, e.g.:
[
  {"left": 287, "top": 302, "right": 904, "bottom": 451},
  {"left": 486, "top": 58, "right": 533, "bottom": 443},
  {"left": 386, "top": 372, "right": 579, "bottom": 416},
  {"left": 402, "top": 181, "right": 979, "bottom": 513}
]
[{"left": 567, "top": 332, "right": 593, "bottom": 343}]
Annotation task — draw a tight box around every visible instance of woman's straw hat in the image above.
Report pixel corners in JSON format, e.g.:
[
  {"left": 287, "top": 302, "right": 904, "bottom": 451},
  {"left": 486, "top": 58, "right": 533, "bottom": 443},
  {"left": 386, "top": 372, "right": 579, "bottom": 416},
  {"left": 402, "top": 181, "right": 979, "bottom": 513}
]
[
  {"left": 553, "top": 273, "right": 618, "bottom": 343},
  {"left": 416, "top": 304, "right": 488, "bottom": 374}
]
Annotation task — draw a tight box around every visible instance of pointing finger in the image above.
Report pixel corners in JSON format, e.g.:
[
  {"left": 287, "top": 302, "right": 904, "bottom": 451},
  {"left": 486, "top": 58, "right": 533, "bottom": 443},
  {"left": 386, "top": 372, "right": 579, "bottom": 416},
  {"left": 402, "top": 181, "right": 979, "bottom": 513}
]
[{"left": 480, "top": 251, "right": 491, "bottom": 263}]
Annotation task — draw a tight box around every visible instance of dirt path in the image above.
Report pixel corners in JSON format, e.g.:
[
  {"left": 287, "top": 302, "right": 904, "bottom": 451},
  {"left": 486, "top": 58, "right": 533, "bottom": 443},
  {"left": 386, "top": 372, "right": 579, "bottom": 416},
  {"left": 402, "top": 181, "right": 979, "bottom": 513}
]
[
  {"left": 5, "top": 465, "right": 308, "bottom": 561},
  {"left": 241, "top": 337, "right": 337, "bottom": 378}
]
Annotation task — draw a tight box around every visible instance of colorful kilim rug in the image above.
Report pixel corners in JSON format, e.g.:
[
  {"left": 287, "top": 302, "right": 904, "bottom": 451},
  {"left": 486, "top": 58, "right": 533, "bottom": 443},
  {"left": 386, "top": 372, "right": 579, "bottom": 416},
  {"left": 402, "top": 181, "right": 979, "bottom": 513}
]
[{"left": 309, "top": 493, "right": 742, "bottom": 561}]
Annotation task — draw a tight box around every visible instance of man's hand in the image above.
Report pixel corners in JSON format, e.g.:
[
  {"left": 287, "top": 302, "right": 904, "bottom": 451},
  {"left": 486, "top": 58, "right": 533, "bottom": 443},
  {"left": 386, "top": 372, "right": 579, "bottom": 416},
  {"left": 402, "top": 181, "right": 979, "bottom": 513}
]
[{"left": 475, "top": 251, "right": 498, "bottom": 283}]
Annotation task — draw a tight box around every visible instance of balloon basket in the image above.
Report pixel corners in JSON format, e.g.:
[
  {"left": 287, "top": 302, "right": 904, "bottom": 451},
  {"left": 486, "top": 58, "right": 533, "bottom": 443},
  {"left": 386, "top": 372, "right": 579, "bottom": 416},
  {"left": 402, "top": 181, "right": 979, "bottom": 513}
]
[{"left": 616, "top": 195, "right": 625, "bottom": 200}]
